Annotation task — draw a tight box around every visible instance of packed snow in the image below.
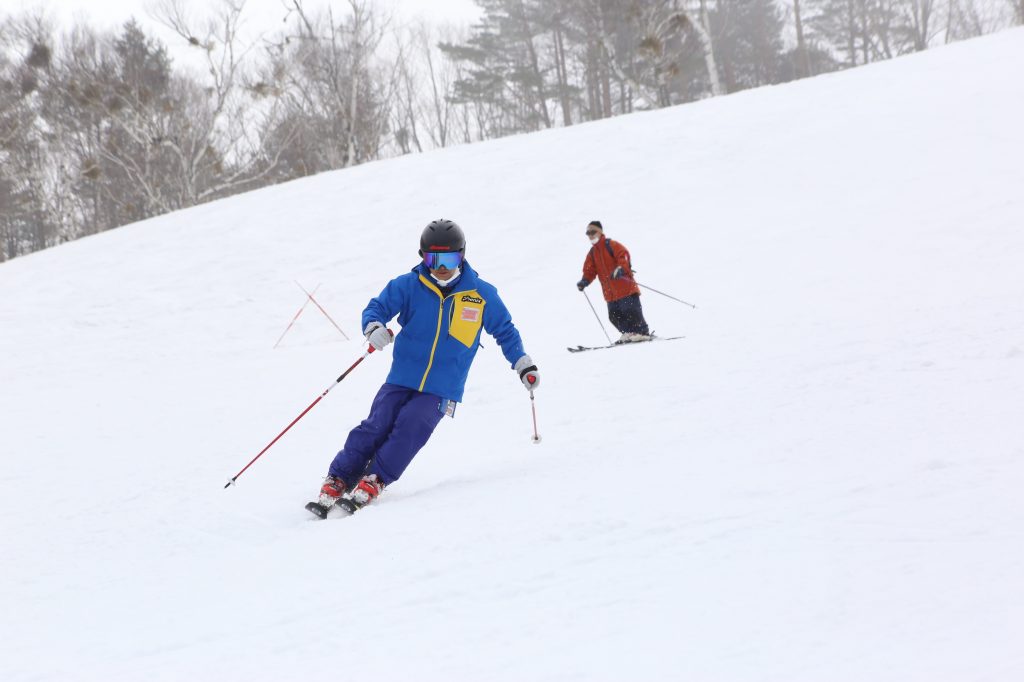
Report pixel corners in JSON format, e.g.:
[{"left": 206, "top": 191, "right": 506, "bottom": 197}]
[{"left": 1, "top": 28, "right": 1023, "bottom": 682}]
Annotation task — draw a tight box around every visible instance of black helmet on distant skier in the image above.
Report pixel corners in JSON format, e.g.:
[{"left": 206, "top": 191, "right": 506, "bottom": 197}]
[{"left": 419, "top": 219, "right": 465, "bottom": 255}]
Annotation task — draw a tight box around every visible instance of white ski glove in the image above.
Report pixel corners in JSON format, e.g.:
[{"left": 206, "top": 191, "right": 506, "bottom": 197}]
[
  {"left": 364, "top": 321, "right": 393, "bottom": 351},
  {"left": 514, "top": 354, "right": 540, "bottom": 391}
]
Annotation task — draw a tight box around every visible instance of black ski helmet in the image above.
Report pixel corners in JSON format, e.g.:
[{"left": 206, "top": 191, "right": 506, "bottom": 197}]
[{"left": 419, "top": 219, "right": 466, "bottom": 255}]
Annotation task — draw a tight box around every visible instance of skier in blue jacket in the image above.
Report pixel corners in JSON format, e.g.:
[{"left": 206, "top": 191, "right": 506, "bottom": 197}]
[{"left": 316, "top": 219, "right": 539, "bottom": 512}]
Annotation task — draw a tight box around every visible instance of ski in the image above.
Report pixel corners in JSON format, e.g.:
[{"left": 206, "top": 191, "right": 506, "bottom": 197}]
[
  {"left": 335, "top": 498, "right": 360, "bottom": 515},
  {"left": 305, "top": 501, "right": 335, "bottom": 519},
  {"left": 305, "top": 497, "right": 361, "bottom": 519},
  {"left": 567, "top": 335, "right": 684, "bottom": 353}
]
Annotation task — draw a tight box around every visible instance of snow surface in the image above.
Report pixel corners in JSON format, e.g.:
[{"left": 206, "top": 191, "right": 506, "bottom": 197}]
[{"left": 2, "top": 28, "right": 1023, "bottom": 682}]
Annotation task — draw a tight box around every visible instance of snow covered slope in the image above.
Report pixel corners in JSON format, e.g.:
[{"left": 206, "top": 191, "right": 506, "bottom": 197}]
[{"left": 2, "top": 28, "right": 1023, "bottom": 682}]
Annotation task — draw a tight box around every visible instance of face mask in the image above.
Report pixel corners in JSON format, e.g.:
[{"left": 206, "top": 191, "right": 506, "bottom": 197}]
[
  {"left": 432, "top": 267, "right": 461, "bottom": 286},
  {"left": 589, "top": 235, "right": 600, "bottom": 245}
]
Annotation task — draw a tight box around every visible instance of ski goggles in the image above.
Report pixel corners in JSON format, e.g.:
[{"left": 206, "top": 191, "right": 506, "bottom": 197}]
[{"left": 423, "top": 251, "right": 463, "bottom": 270}]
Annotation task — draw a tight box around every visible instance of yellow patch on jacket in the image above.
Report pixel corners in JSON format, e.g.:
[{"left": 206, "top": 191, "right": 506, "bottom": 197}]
[{"left": 450, "top": 291, "right": 486, "bottom": 348}]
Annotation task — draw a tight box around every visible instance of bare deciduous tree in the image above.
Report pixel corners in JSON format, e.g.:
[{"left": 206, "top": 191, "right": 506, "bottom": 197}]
[
  {"left": 1, "top": 0, "right": 1017, "bottom": 262},
  {"left": 256, "top": 0, "right": 391, "bottom": 176},
  {"left": 901, "top": 0, "right": 937, "bottom": 50},
  {"left": 391, "top": 22, "right": 468, "bottom": 152},
  {"left": 0, "top": 13, "right": 60, "bottom": 260},
  {"left": 154, "top": 0, "right": 294, "bottom": 203}
]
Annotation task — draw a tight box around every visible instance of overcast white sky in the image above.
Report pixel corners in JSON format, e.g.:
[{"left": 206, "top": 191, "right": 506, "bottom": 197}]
[
  {"left": 33, "top": 0, "right": 482, "bottom": 29},
  {"left": 18, "top": 0, "right": 482, "bottom": 68}
]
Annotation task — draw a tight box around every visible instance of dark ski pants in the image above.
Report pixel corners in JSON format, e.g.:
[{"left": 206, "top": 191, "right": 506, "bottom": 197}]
[
  {"left": 607, "top": 293, "right": 650, "bottom": 335},
  {"left": 328, "top": 383, "right": 445, "bottom": 487}
]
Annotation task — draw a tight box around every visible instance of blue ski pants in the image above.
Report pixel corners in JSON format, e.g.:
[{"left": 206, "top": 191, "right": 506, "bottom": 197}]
[
  {"left": 607, "top": 293, "right": 650, "bottom": 335},
  {"left": 328, "top": 383, "right": 445, "bottom": 487}
]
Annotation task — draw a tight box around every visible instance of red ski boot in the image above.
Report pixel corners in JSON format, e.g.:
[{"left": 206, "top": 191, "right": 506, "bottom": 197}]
[
  {"left": 305, "top": 476, "right": 350, "bottom": 519},
  {"left": 337, "top": 474, "right": 384, "bottom": 514},
  {"left": 318, "top": 475, "right": 348, "bottom": 506}
]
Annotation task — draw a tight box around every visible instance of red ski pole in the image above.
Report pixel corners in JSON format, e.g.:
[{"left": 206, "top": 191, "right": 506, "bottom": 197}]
[
  {"left": 223, "top": 333, "right": 391, "bottom": 488},
  {"left": 528, "top": 379, "right": 541, "bottom": 445}
]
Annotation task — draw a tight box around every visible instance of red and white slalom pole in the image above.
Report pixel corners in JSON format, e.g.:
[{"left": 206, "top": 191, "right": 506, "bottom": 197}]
[
  {"left": 273, "top": 283, "right": 321, "bottom": 348},
  {"left": 295, "top": 280, "right": 350, "bottom": 340},
  {"left": 224, "top": 333, "right": 390, "bottom": 488}
]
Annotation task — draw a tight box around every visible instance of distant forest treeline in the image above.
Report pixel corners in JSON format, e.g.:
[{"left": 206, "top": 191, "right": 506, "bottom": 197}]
[{"left": 2, "top": 0, "right": 1019, "bottom": 261}]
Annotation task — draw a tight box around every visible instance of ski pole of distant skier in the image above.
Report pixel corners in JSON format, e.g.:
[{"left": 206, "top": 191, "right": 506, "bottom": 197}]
[
  {"left": 223, "top": 332, "right": 391, "bottom": 488},
  {"left": 527, "top": 380, "right": 541, "bottom": 444},
  {"left": 582, "top": 289, "right": 613, "bottom": 345},
  {"left": 629, "top": 279, "right": 696, "bottom": 309}
]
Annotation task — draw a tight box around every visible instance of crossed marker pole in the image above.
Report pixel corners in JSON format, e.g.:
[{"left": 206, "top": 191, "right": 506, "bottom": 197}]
[{"left": 273, "top": 281, "right": 350, "bottom": 348}]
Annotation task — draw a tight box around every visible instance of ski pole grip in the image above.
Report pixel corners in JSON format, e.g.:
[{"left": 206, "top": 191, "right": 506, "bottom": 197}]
[{"left": 366, "top": 328, "right": 395, "bottom": 354}]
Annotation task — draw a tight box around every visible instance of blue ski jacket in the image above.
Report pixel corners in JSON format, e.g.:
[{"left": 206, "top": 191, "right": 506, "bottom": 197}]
[{"left": 362, "top": 261, "right": 526, "bottom": 402}]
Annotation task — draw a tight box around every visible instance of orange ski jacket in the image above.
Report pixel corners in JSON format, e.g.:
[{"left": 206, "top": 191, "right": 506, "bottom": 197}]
[{"left": 581, "top": 235, "right": 641, "bottom": 302}]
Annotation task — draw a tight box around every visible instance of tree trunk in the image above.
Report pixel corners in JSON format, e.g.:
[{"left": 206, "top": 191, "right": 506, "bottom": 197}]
[
  {"left": 513, "top": 0, "right": 551, "bottom": 129},
  {"left": 600, "top": 58, "right": 612, "bottom": 118},
  {"left": 594, "top": 6, "right": 613, "bottom": 117},
  {"left": 345, "top": 2, "right": 363, "bottom": 167},
  {"left": 423, "top": 36, "right": 449, "bottom": 147},
  {"left": 694, "top": 1, "right": 724, "bottom": 96},
  {"left": 847, "top": 0, "right": 858, "bottom": 66},
  {"left": 553, "top": 25, "right": 573, "bottom": 126},
  {"left": 915, "top": 0, "right": 933, "bottom": 51},
  {"left": 794, "top": 0, "right": 812, "bottom": 77},
  {"left": 585, "top": 41, "right": 600, "bottom": 119},
  {"left": 860, "top": 0, "right": 871, "bottom": 64}
]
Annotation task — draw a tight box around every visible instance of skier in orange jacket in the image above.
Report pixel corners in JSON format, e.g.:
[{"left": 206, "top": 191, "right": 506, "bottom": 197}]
[{"left": 577, "top": 220, "right": 651, "bottom": 343}]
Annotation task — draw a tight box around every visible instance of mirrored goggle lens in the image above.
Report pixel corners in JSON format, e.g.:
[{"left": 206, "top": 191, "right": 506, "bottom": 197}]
[{"left": 423, "top": 251, "right": 463, "bottom": 269}]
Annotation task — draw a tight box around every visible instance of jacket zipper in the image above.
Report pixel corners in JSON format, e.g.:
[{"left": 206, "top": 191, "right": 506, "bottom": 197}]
[{"left": 418, "top": 279, "right": 458, "bottom": 392}]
